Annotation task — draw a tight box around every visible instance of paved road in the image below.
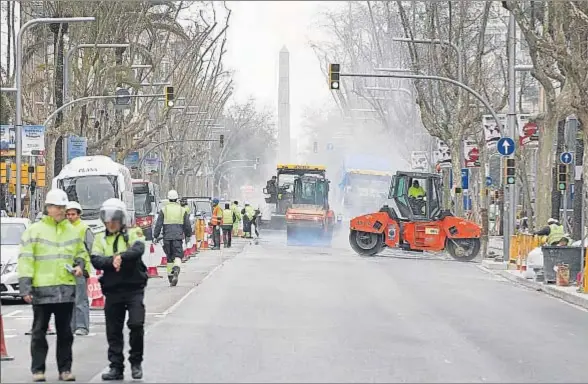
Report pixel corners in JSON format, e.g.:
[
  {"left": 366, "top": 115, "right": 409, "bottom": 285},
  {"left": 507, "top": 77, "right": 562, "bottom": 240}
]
[
  {"left": 3, "top": 230, "right": 588, "bottom": 383},
  {"left": 0, "top": 240, "right": 245, "bottom": 383}
]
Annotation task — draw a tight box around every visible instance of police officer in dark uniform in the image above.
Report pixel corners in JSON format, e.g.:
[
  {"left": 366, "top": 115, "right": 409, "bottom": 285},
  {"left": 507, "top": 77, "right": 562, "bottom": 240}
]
[{"left": 90, "top": 198, "right": 148, "bottom": 381}]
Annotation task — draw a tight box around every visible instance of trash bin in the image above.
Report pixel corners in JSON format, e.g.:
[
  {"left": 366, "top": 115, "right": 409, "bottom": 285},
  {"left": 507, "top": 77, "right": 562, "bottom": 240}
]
[{"left": 541, "top": 246, "right": 583, "bottom": 284}]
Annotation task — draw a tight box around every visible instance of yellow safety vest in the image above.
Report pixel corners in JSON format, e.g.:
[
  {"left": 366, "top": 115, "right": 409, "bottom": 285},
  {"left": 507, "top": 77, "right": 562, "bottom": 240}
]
[
  {"left": 163, "top": 203, "right": 184, "bottom": 224},
  {"left": 18, "top": 216, "right": 88, "bottom": 298},
  {"left": 222, "top": 209, "right": 234, "bottom": 225},
  {"left": 547, "top": 224, "right": 564, "bottom": 244},
  {"left": 71, "top": 219, "right": 93, "bottom": 275},
  {"left": 91, "top": 227, "right": 145, "bottom": 258}
]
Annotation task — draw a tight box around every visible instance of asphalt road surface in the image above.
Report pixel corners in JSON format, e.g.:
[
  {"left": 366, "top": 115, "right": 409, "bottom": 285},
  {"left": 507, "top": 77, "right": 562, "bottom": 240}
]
[{"left": 2, "top": 230, "right": 587, "bottom": 383}]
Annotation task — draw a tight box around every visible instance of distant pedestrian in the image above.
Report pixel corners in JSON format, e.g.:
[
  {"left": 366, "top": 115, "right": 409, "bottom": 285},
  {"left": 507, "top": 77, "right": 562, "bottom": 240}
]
[
  {"left": 66, "top": 201, "right": 94, "bottom": 336},
  {"left": 18, "top": 189, "right": 88, "bottom": 382},
  {"left": 91, "top": 198, "right": 147, "bottom": 381}
]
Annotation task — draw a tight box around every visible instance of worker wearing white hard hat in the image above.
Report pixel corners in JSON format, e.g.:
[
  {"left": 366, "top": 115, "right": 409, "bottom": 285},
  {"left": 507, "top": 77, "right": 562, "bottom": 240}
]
[
  {"left": 534, "top": 217, "right": 565, "bottom": 245},
  {"left": 65, "top": 201, "right": 93, "bottom": 336},
  {"left": 18, "top": 188, "right": 87, "bottom": 382}
]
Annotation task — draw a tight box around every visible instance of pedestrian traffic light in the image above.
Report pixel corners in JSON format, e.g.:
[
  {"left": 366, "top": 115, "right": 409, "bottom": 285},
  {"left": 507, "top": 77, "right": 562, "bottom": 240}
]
[
  {"left": 505, "top": 158, "right": 515, "bottom": 185},
  {"left": 219, "top": 134, "right": 224, "bottom": 148},
  {"left": 165, "top": 86, "right": 174, "bottom": 108},
  {"left": 558, "top": 164, "right": 567, "bottom": 190},
  {"left": 329, "top": 63, "right": 340, "bottom": 90}
]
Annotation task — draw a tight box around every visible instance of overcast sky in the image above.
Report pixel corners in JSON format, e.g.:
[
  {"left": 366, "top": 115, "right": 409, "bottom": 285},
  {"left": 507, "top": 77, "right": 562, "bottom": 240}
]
[
  {"left": 223, "top": 1, "right": 336, "bottom": 137},
  {"left": 0, "top": 1, "right": 338, "bottom": 138}
]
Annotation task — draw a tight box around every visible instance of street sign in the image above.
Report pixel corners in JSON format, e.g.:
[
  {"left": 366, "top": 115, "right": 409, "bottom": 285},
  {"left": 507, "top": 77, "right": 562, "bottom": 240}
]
[
  {"left": 497, "top": 137, "right": 515, "bottom": 156},
  {"left": 461, "top": 168, "right": 469, "bottom": 190},
  {"left": 560, "top": 152, "right": 573, "bottom": 164},
  {"left": 115, "top": 88, "right": 131, "bottom": 109},
  {"left": 486, "top": 176, "right": 492, "bottom": 186}
]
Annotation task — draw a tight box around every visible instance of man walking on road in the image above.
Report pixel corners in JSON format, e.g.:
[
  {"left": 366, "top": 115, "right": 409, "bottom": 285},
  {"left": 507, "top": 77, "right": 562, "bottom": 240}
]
[
  {"left": 90, "top": 198, "right": 148, "bottom": 381},
  {"left": 18, "top": 189, "right": 88, "bottom": 382},
  {"left": 231, "top": 200, "right": 241, "bottom": 236},
  {"left": 222, "top": 203, "right": 235, "bottom": 248},
  {"left": 66, "top": 201, "right": 94, "bottom": 336},
  {"left": 153, "top": 190, "right": 192, "bottom": 286}
]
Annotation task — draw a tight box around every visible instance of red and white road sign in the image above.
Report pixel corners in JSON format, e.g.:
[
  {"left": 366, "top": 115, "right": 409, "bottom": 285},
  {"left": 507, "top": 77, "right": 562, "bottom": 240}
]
[{"left": 86, "top": 276, "right": 103, "bottom": 300}]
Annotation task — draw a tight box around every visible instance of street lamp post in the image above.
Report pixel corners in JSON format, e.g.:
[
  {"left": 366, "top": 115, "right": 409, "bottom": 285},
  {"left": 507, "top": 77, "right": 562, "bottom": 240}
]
[
  {"left": 14, "top": 17, "right": 95, "bottom": 217},
  {"left": 64, "top": 43, "right": 130, "bottom": 102}
]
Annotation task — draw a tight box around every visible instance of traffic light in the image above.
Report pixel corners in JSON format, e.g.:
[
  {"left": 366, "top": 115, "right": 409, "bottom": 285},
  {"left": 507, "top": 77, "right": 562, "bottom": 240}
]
[
  {"left": 29, "top": 180, "right": 37, "bottom": 195},
  {"left": 165, "top": 86, "right": 174, "bottom": 108},
  {"left": 558, "top": 164, "right": 567, "bottom": 190},
  {"left": 505, "top": 158, "right": 515, "bottom": 185},
  {"left": 328, "top": 63, "right": 340, "bottom": 90},
  {"left": 219, "top": 134, "right": 224, "bottom": 148}
]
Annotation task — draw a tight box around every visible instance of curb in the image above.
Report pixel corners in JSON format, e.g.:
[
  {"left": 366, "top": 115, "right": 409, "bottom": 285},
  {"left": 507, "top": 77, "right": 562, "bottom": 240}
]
[{"left": 495, "top": 269, "right": 588, "bottom": 310}]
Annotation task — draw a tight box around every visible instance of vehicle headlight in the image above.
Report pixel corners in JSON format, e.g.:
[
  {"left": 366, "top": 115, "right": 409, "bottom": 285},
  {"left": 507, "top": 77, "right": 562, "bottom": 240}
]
[{"left": 2, "top": 263, "right": 17, "bottom": 275}]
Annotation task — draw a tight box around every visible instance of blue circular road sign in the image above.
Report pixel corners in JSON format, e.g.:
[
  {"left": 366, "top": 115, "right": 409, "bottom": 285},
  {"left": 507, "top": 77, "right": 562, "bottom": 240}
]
[
  {"left": 486, "top": 176, "right": 492, "bottom": 186},
  {"left": 560, "top": 152, "right": 573, "bottom": 164},
  {"left": 497, "top": 137, "right": 515, "bottom": 156}
]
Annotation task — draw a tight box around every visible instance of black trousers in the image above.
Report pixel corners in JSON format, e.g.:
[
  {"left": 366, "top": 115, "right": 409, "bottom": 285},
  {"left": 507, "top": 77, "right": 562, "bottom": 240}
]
[
  {"left": 31, "top": 302, "right": 74, "bottom": 374},
  {"left": 212, "top": 225, "right": 221, "bottom": 248},
  {"left": 163, "top": 239, "right": 183, "bottom": 263},
  {"left": 222, "top": 225, "right": 233, "bottom": 246},
  {"left": 104, "top": 292, "right": 145, "bottom": 371}
]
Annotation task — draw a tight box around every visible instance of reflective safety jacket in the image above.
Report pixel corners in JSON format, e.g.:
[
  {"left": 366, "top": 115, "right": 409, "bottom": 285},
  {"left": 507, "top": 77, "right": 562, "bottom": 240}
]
[
  {"left": 154, "top": 202, "right": 192, "bottom": 241},
  {"left": 231, "top": 203, "right": 241, "bottom": 225},
  {"left": 211, "top": 205, "right": 223, "bottom": 226},
  {"left": 222, "top": 208, "right": 235, "bottom": 225},
  {"left": 408, "top": 186, "right": 425, "bottom": 198},
  {"left": 71, "top": 218, "right": 94, "bottom": 276},
  {"left": 547, "top": 224, "right": 565, "bottom": 245},
  {"left": 90, "top": 227, "right": 147, "bottom": 295},
  {"left": 18, "top": 215, "right": 88, "bottom": 304},
  {"left": 243, "top": 205, "right": 255, "bottom": 220}
]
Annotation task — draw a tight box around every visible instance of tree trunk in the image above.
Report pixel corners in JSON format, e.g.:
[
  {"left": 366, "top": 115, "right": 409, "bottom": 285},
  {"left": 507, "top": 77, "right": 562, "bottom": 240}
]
[
  {"left": 535, "top": 111, "right": 557, "bottom": 226},
  {"left": 49, "top": 21, "right": 68, "bottom": 178},
  {"left": 44, "top": 133, "right": 59, "bottom": 184},
  {"left": 479, "top": 141, "right": 489, "bottom": 258}
]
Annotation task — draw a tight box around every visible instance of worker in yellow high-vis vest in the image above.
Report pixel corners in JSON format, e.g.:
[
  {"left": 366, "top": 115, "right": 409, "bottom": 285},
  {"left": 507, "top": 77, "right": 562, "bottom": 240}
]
[
  {"left": 221, "top": 203, "right": 236, "bottom": 248},
  {"left": 18, "top": 189, "right": 88, "bottom": 382},
  {"left": 153, "top": 190, "right": 192, "bottom": 286}
]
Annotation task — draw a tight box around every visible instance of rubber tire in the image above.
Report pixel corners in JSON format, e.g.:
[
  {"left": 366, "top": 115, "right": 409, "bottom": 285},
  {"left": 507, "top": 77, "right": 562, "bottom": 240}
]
[
  {"left": 446, "top": 238, "right": 481, "bottom": 261},
  {"left": 349, "top": 230, "right": 384, "bottom": 257}
]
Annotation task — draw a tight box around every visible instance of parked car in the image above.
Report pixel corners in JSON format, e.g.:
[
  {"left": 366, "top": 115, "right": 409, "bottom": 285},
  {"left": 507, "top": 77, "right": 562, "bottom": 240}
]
[{"left": 1, "top": 217, "right": 30, "bottom": 300}]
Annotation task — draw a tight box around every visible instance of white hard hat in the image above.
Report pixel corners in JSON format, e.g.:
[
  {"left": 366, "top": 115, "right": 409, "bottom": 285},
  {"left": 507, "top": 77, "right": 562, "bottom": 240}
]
[
  {"left": 45, "top": 189, "right": 69, "bottom": 206},
  {"left": 65, "top": 201, "right": 83, "bottom": 214},
  {"left": 100, "top": 198, "right": 128, "bottom": 226},
  {"left": 547, "top": 218, "right": 558, "bottom": 224},
  {"left": 167, "top": 190, "right": 179, "bottom": 200}
]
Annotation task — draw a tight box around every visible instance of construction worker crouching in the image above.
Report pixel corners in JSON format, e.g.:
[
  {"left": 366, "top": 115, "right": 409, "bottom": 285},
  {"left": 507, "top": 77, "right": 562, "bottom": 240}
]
[
  {"left": 153, "top": 190, "right": 192, "bottom": 286},
  {"left": 65, "top": 201, "right": 94, "bottom": 337},
  {"left": 18, "top": 189, "right": 87, "bottom": 382},
  {"left": 210, "top": 198, "right": 223, "bottom": 249},
  {"left": 534, "top": 218, "right": 565, "bottom": 246},
  {"left": 222, "top": 203, "right": 236, "bottom": 248},
  {"left": 90, "top": 198, "right": 148, "bottom": 381}
]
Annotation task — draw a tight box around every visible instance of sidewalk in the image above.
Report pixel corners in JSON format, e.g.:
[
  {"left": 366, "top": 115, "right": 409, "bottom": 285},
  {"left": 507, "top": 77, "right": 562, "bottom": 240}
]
[{"left": 479, "top": 260, "right": 588, "bottom": 310}]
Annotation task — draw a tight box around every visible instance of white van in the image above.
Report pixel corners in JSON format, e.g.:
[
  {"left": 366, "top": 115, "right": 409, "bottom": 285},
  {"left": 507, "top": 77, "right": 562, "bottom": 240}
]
[{"left": 52, "top": 155, "right": 135, "bottom": 232}]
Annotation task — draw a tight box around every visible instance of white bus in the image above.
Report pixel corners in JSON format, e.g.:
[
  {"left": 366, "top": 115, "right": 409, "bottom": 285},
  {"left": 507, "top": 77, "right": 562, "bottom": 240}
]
[{"left": 52, "top": 155, "right": 135, "bottom": 232}]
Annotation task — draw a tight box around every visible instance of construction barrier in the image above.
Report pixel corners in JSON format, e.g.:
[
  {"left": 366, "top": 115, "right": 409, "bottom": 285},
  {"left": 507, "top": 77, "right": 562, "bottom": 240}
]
[
  {"left": 509, "top": 234, "right": 543, "bottom": 270},
  {"left": 0, "top": 315, "right": 14, "bottom": 361},
  {"left": 88, "top": 273, "right": 104, "bottom": 310},
  {"left": 146, "top": 243, "right": 162, "bottom": 278}
]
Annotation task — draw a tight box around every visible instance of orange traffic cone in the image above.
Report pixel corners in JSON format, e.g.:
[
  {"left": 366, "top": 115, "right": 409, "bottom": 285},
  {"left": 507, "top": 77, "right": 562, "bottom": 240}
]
[
  {"left": 0, "top": 315, "right": 14, "bottom": 361},
  {"left": 147, "top": 244, "right": 162, "bottom": 278},
  {"left": 200, "top": 240, "right": 208, "bottom": 250},
  {"left": 90, "top": 296, "right": 105, "bottom": 310}
]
